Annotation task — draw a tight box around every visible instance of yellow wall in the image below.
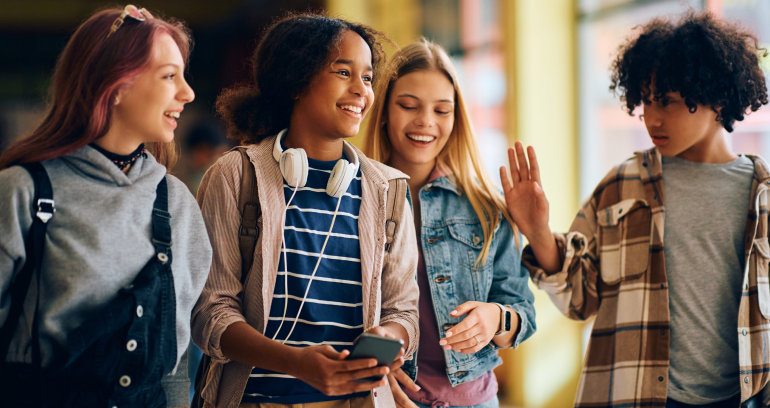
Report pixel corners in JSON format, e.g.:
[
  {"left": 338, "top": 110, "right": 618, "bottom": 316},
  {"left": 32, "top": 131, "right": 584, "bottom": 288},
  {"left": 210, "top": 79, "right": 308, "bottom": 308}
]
[
  {"left": 500, "top": 1, "right": 586, "bottom": 407},
  {"left": 326, "top": 0, "right": 422, "bottom": 148}
]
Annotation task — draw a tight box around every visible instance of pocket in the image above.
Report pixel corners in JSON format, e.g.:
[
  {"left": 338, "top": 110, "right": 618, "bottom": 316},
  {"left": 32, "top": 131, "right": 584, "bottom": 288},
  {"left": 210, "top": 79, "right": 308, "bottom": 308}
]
[
  {"left": 596, "top": 199, "right": 651, "bottom": 285},
  {"left": 447, "top": 221, "right": 485, "bottom": 269},
  {"left": 753, "top": 237, "right": 770, "bottom": 318}
]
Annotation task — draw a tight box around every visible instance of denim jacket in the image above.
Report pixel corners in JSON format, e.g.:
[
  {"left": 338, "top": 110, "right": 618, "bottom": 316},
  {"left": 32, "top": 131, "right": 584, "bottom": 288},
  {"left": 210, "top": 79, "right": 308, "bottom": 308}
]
[{"left": 402, "top": 172, "right": 536, "bottom": 387}]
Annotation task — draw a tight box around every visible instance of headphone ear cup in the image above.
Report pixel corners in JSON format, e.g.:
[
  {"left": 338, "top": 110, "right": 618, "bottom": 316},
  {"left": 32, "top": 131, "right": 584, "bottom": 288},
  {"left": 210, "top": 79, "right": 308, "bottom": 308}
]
[
  {"left": 327, "top": 159, "right": 355, "bottom": 198},
  {"left": 280, "top": 149, "right": 308, "bottom": 188}
]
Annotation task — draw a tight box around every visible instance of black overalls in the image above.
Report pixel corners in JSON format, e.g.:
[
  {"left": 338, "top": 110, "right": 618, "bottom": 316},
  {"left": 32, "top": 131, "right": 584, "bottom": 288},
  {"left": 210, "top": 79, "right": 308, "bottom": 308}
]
[{"left": 2, "top": 177, "right": 178, "bottom": 408}]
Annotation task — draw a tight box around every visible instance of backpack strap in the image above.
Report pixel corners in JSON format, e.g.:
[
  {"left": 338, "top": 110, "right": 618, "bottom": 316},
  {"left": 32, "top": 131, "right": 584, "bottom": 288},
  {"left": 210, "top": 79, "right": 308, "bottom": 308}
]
[
  {"left": 233, "top": 147, "right": 261, "bottom": 283},
  {"left": 0, "top": 163, "right": 54, "bottom": 368},
  {"left": 384, "top": 178, "right": 407, "bottom": 253}
]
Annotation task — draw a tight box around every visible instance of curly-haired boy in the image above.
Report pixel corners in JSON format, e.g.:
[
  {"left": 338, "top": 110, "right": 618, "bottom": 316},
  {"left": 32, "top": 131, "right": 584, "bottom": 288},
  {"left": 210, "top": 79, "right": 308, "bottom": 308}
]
[{"left": 502, "top": 11, "right": 769, "bottom": 408}]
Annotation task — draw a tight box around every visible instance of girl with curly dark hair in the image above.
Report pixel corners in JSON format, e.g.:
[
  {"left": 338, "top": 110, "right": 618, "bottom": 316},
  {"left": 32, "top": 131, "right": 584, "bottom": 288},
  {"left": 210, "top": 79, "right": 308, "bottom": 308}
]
[
  {"left": 192, "top": 12, "right": 420, "bottom": 408},
  {"left": 501, "top": 10, "right": 770, "bottom": 408}
]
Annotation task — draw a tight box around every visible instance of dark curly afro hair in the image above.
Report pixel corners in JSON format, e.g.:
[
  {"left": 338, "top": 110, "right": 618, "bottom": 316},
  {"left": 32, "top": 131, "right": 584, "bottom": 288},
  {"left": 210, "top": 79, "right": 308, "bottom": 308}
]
[
  {"left": 216, "top": 12, "right": 390, "bottom": 144},
  {"left": 610, "top": 11, "right": 768, "bottom": 132}
]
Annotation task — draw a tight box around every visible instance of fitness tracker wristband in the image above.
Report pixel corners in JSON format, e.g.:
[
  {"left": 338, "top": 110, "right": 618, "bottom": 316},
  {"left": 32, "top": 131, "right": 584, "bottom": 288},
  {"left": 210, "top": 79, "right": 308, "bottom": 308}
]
[{"left": 493, "top": 303, "right": 512, "bottom": 335}]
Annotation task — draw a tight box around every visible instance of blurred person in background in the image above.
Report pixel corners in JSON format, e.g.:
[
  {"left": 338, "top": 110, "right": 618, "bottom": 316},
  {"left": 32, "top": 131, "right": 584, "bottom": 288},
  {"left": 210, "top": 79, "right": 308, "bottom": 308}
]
[
  {"left": 502, "top": 11, "right": 770, "bottom": 408},
  {"left": 0, "top": 5, "right": 212, "bottom": 408},
  {"left": 177, "top": 118, "right": 231, "bottom": 196},
  {"left": 192, "top": 12, "right": 419, "bottom": 408},
  {"left": 364, "top": 39, "right": 536, "bottom": 408}
]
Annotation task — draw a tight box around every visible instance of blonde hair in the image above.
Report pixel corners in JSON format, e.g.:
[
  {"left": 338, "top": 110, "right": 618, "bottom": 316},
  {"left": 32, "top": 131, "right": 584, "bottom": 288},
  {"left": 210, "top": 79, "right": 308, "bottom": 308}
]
[{"left": 363, "top": 38, "right": 519, "bottom": 266}]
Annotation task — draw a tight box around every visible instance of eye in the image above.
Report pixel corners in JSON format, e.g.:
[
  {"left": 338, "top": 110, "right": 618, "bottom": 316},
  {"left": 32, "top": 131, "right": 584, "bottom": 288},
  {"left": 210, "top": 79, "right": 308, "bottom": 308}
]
[
  {"left": 163, "top": 73, "right": 176, "bottom": 81},
  {"left": 363, "top": 75, "right": 373, "bottom": 83},
  {"left": 336, "top": 70, "right": 350, "bottom": 77},
  {"left": 398, "top": 103, "right": 416, "bottom": 111},
  {"left": 436, "top": 110, "right": 450, "bottom": 115}
]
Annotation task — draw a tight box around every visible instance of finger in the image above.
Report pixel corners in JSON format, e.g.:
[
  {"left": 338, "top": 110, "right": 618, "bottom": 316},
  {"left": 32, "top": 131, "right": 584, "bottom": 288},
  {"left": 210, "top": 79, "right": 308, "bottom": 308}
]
[
  {"left": 341, "top": 365, "right": 390, "bottom": 383},
  {"left": 443, "top": 320, "right": 481, "bottom": 345},
  {"left": 390, "top": 356, "right": 405, "bottom": 371},
  {"left": 389, "top": 373, "right": 420, "bottom": 408},
  {"left": 507, "top": 147, "right": 521, "bottom": 184},
  {"left": 338, "top": 349, "right": 351, "bottom": 360},
  {"left": 449, "top": 301, "right": 479, "bottom": 319},
  {"left": 445, "top": 333, "right": 485, "bottom": 351},
  {"left": 457, "top": 341, "right": 488, "bottom": 354},
  {"left": 318, "top": 345, "right": 343, "bottom": 360},
  {"left": 515, "top": 141, "right": 530, "bottom": 181},
  {"left": 394, "top": 368, "right": 421, "bottom": 392},
  {"left": 336, "top": 354, "right": 379, "bottom": 371},
  {"left": 334, "top": 376, "right": 388, "bottom": 395},
  {"left": 365, "top": 326, "right": 389, "bottom": 337},
  {"left": 500, "top": 166, "right": 512, "bottom": 191},
  {"left": 528, "top": 145, "right": 542, "bottom": 187}
]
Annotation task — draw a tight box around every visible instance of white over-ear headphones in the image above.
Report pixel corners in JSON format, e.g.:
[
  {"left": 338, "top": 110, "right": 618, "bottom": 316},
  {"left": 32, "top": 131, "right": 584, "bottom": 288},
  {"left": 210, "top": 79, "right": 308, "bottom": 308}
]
[{"left": 272, "top": 129, "right": 359, "bottom": 198}]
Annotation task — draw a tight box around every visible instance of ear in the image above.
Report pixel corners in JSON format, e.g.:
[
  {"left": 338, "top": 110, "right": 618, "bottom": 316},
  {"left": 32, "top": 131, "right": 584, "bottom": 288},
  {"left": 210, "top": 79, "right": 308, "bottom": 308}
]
[{"left": 114, "top": 89, "right": 124, "bottom": 106}]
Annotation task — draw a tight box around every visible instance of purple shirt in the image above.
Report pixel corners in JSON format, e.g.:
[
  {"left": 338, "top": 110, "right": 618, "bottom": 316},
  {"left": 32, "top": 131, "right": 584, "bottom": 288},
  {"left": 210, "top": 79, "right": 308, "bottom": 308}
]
[{"left": 403, "top": 166, "right": 498, "bottom": 407}]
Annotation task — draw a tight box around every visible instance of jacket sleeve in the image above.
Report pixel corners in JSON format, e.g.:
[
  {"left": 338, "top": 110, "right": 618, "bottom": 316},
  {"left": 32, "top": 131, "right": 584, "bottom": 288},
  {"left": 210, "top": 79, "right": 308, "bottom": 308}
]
[
  {"left": 0, "top": 167, "right": 34, "bottom": 332},
  {"left": 190, "top": 154, "right": 249, "bottom": 363},
  {"left": 379, "top": 190, "right": 420, "bottom": 360},
  {"left": 522, "top": 194, "right": 602, "bottom": 321},
  {"left": 487, "top": 220, "right": 536, "bottom": 349}
]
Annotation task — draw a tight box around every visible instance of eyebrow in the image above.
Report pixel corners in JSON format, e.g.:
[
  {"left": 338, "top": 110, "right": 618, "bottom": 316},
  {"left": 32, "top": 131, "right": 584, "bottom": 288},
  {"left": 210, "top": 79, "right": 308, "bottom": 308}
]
[
  {"left": 333, "top": 59, "right": 373, "bottom": 72},
  {"left": 156, "top": 63, "right": 182, "bottom": 70},
  {"left": 397, "top": 93, "right": 454, "bottom": 104}
]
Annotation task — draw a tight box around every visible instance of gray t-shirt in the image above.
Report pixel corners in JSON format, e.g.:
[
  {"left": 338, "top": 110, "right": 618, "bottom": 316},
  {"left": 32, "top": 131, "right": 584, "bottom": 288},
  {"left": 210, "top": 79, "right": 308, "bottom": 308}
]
[{"left": 663, "top": 154, "right": 754, "bottom": 404}]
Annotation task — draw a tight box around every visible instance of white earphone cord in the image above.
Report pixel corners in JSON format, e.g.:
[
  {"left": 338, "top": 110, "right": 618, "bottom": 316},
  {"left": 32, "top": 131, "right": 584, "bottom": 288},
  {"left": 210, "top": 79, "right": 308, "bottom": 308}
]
[
  {"left": 278, "top": 194, "right": 343, "bottom": 344},
  {"left": 271, "top": 183, "right": 300, "bottom": 341}
]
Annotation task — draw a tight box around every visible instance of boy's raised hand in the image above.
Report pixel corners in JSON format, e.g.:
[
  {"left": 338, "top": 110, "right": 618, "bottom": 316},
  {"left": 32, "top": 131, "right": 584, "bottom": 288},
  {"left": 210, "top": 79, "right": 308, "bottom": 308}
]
[{"left": 499, "top": 142, "right": 550, "bottom": 241}]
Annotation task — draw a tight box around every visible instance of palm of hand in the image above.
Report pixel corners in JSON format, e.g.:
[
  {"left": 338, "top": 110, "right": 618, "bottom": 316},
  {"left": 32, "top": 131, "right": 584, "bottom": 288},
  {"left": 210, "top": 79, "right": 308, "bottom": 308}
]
[{"left": 503, "top": 179, "right": 549, "bottom": 237}]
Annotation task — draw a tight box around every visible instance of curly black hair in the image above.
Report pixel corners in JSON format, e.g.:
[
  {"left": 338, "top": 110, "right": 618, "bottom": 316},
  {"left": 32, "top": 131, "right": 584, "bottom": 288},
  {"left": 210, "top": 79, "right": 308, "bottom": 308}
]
[
  {"left": 610, "top": 11, "right": 768, "bottom": 132},
  {"left": 216, "top": 12, "right": 389, "bottom": 144}
]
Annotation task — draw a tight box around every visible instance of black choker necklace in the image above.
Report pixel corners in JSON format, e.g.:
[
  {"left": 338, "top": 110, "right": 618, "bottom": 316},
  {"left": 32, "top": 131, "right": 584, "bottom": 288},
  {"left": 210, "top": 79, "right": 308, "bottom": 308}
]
[{"left": 90, "top": 143, "right": 147, "bottom": 170}]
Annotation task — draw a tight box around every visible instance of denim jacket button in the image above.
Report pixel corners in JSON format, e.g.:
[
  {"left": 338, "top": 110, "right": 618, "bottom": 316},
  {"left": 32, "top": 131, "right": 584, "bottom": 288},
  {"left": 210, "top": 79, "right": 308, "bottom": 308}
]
[
  {"left": 126, "top": 339, "right": 137, "bottom": 352},
  {"left": 472, "top": 236, "right": 481, "bottom": 245},
  {"left": 119, "top": 375, "right": 131, "bottom": 387},
  {"left": 442, "top": 324, "right": 454, "bottom": 331},
  {"left": 136, "top": 305, "right": 144, "bottom": 318}
]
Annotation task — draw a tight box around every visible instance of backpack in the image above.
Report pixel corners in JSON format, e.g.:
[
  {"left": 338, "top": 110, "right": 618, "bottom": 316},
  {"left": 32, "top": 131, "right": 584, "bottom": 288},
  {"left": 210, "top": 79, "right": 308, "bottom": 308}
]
[{"left": 191, "top": 147, "right": 407, "bottom": 407}]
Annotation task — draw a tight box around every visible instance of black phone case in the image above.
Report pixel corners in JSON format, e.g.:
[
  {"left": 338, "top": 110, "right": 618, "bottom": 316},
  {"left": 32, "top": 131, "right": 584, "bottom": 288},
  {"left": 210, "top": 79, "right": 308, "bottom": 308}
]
[{"left": 347, "top": 334, "right": 403, "bottom": 383}]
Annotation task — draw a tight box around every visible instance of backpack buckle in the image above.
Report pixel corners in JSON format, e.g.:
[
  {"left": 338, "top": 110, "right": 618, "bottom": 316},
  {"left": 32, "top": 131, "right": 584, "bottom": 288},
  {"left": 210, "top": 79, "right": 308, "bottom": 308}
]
[{"left": 36, "top": 199, "right": 55, "bottom": 223}]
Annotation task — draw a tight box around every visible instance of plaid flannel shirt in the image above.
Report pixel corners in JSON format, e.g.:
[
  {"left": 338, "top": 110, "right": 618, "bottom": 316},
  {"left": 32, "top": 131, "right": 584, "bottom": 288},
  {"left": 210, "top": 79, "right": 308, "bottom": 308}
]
[{"left": 523, "top": 148, "right": 770, "bottom": 407}]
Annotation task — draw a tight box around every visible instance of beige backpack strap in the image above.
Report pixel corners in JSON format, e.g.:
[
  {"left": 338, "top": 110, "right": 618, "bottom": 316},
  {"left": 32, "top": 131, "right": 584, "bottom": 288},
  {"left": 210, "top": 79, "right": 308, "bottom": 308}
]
[
  {"left": 233, "top": 146, "right": 261, "bottom": 280},
  {"left": 385, "top": 178, "right": 407, "bottom": 253}
]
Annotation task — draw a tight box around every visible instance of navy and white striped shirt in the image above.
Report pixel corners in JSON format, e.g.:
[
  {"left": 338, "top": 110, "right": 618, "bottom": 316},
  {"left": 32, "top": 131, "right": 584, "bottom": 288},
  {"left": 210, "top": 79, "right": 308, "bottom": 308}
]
[{"left": 243, "top": 152, "right": 365, "bottom": 404}]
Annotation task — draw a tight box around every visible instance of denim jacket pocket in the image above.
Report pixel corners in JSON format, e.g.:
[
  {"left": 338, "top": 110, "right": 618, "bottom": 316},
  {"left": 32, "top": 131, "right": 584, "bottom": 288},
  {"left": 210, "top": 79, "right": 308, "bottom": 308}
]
[
  {"left": 596, "top": 198, "right": 651, "bottom": 285},
  {"left": 753, "top": 237, "right": 770, "bottom": 318},
  {"left": 447, "top": 221, "right": 487, "bottom": 268}
]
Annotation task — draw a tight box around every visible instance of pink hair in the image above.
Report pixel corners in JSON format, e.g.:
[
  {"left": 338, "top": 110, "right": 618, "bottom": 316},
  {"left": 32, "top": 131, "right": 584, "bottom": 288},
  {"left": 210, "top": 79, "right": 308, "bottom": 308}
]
[{"left": 0, "top": 7, "right": 192, "bottom": 170}]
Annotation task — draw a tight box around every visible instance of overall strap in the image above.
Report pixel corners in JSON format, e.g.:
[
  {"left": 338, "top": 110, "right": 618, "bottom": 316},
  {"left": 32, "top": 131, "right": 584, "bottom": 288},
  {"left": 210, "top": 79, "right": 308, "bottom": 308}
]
[
  {"left": 0, "top": 162, "right": 54, "bottom": 369},
  {"left": 151, "top": 177, "right": 172, "bottom": 256},
  {"left": 384, "top": 178, "right": 407, "bottom": 253}
]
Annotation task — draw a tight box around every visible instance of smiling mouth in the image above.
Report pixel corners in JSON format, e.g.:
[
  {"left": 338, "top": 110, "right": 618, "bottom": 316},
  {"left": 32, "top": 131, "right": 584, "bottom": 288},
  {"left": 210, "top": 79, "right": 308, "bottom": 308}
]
[
  {"left": 407, "top": 134, "right": 436, "bottom": 143},
  {"left": 339, "top": 105, "right": 363, "bottom": 114}
]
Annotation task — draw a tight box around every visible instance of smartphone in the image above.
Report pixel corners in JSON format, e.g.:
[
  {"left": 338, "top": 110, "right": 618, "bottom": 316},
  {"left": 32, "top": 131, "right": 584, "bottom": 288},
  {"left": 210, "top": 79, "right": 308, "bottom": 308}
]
[{"left": 347, "top": 333, "right": 404, "bottom": 382}]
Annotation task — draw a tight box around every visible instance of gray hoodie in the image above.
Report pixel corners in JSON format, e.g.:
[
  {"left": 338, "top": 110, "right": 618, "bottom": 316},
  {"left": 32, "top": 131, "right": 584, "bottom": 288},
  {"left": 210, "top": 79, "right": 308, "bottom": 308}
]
[{"left": 0, "top": 145, "right": 212, "bottom": 406}]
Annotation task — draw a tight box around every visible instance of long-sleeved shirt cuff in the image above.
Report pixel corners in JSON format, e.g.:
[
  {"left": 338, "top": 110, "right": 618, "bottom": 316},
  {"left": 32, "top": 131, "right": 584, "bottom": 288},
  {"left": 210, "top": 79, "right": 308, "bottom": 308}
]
[
  {"left": 380, "top": 314, "right": 419, "bottom": 360},
  {"left": 205, "top": 314, "right": 248, "bottom": 363}
]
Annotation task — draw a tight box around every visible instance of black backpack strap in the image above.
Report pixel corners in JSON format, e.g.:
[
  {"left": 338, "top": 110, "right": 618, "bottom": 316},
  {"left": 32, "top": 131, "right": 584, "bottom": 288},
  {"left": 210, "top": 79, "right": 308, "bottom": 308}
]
[
  {"left": 0, "top": 162, "right": 54, "bottom": 368},
  {"left": 233, "top": 146, "right": 260, "bottom": 283}
]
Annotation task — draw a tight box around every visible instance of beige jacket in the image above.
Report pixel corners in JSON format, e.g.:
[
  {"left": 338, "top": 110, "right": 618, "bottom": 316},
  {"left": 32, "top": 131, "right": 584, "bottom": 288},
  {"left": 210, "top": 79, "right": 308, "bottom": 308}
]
[{"left": 192, "top": 136, "right": 420, "bottom": 408}]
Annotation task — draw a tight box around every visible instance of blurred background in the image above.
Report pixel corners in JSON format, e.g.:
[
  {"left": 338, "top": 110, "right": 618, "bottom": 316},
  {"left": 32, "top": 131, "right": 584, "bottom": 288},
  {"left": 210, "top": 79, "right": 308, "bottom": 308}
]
[{"left": 2, "top": 0, "right": 769, "bottom": 406}]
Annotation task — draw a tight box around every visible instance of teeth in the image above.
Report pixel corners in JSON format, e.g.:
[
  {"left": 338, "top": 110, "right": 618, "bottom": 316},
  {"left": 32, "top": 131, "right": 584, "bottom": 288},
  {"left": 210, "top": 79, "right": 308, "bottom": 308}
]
[
  {"left": 164, "top": 112, "right": 180, "bottom": 119},
  {"left": 407, "top": 134, "right": 436, "bottom": 143},
  {"left": 340, "top": 105, "right": 362, "bottom": 114}
]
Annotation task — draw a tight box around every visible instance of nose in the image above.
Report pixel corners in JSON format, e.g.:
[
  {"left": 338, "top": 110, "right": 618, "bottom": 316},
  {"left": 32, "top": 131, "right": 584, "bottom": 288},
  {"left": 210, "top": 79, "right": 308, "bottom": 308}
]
[
  {"left": 349, "top": 75, "right": 367, "bottom": 98},
  {"left": 642, "top": 104, "right": 662, "bottom": 128},
  {"left": 414, "top": 108, "right": 435, "bottom": 128},
  {"left": 178, "top": 75, "right": 195, "bottom": 104}
]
